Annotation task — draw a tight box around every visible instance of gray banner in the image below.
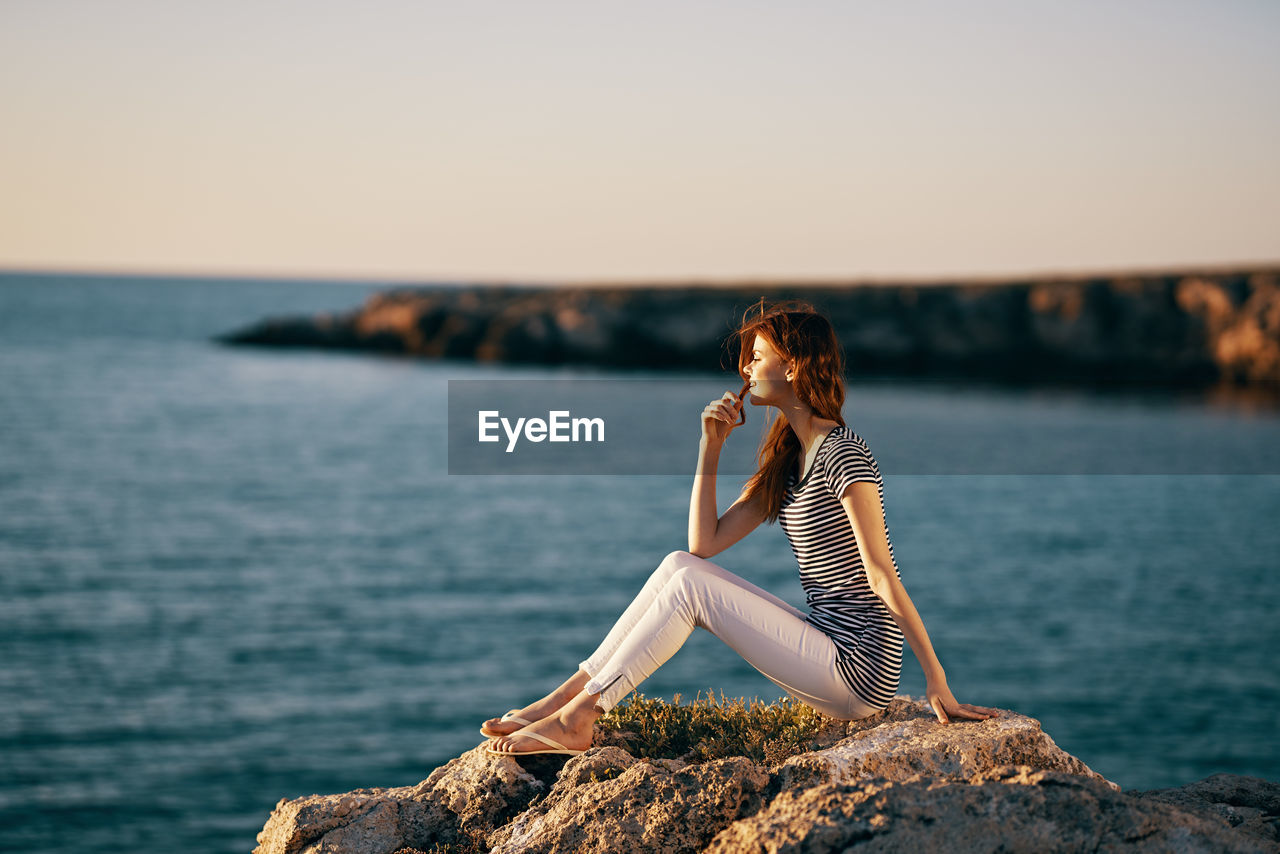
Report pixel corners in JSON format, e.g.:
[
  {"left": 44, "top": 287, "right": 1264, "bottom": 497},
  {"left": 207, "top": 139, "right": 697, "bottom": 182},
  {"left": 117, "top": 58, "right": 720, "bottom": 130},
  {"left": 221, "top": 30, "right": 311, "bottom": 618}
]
[{"left": 447, "top": 379, "right": 1280, "bottom": 475}]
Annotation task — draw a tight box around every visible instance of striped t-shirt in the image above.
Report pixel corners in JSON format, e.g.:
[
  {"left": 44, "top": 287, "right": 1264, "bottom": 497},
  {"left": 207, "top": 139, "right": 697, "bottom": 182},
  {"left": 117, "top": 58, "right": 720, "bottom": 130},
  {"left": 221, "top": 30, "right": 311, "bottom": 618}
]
[{"left": 778, "top": 426, "right": 904, "bottom": 709}]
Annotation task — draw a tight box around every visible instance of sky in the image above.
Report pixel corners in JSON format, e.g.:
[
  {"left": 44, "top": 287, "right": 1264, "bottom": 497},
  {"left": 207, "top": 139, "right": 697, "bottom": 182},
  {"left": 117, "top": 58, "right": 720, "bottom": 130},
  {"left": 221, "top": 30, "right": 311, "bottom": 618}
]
[{"left": 1, "top": 0, "right": 1277, "bottom": 284}]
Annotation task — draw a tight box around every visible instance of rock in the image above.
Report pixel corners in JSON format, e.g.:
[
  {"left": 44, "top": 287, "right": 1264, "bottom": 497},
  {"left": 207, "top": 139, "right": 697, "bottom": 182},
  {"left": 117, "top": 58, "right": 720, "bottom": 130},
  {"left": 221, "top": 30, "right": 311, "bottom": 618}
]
[
  {"left": 488, "top": 753, "right": 769, "bottom": 853},
  {"left": 216, "top": 267, "right": 1280, "bottom": 394},
  {"left": 776, "top": 696, "right": 1117, "bottom": 791},
  {"left": 254, "top": 743, "right": 544, "bottom": 854},
  {"left": 255, "top": 698, "right": 1279, "bottom": 854},
  {"left": 707, "top": 767, "right": 1272, "bottom": 853},
  {"left": 1130, "top": 773, "right": 1280, "bottom": 846}
]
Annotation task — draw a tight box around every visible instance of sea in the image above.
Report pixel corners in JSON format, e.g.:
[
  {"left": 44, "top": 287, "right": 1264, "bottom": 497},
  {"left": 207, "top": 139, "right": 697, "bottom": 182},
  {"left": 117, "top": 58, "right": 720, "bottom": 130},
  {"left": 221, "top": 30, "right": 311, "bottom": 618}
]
[{"left": 1, "top": 271, "right": 1278, "bottom": 853}]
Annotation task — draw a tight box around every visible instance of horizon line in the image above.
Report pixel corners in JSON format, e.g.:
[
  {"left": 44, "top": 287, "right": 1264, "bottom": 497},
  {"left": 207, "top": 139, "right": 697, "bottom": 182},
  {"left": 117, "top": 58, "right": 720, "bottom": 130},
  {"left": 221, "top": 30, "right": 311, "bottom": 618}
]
[{"left": 2, "top": 259, "right": 1279, "bottom": 289}]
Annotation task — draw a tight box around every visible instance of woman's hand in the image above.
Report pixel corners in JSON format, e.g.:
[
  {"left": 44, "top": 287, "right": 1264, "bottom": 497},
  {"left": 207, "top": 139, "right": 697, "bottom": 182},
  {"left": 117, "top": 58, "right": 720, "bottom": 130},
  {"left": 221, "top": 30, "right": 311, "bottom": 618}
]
[
  {"left": 927, "top": 680, "right": 1001, "bottom": 724},
  {"left": 701, "top": 391, "right": 744, "bottom": 444}
]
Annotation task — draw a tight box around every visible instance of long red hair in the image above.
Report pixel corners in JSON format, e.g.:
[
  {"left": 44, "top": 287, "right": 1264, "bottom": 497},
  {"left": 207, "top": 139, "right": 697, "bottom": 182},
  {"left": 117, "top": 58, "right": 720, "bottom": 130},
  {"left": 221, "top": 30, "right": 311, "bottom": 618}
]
[{"left": 734, "top": 299, "right": 847, "bottom": 523}]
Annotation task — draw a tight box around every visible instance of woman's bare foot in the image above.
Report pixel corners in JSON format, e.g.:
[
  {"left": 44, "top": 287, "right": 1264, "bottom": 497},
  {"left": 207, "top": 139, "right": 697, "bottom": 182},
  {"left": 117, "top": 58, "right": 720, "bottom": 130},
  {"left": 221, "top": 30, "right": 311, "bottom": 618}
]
[
  {"left": 489, "top": 691, "right": 602, "bottom": 755},
  {"left": 481, "top": 670, "right": 590, "bottom": 737}
]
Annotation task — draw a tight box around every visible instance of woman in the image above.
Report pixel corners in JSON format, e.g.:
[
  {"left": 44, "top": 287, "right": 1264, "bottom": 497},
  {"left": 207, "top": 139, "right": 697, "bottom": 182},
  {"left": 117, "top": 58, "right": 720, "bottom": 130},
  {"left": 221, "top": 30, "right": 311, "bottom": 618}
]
[{"left": 485, "top": 300, "right": 998, "bottom": 757}]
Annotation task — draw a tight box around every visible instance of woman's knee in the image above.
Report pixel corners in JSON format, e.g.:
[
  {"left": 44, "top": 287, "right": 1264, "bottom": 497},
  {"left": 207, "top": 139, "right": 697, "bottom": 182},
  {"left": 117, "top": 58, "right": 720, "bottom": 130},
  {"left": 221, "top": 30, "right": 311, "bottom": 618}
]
[
  {"left": 665, "top": 551, "right": 725, "bottom": 583},
  {"left": 651, "top": 552, "right": 729, "bottom": 601},
  {"left": 649, "top": 550, "right": 691, "bottom": 585},
  {"left": 656, "top": 549, "right": 704, "bottom": 578},
  {"left": 662, "top": 549, "right": 696, "bottom": 566}
]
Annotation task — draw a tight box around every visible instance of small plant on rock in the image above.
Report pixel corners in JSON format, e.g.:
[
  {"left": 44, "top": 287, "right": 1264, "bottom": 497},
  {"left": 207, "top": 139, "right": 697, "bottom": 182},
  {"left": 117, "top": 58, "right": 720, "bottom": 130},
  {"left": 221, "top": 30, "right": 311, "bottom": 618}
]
[{"left": 594, "top": 691, "right": 837, "bottom": 766}]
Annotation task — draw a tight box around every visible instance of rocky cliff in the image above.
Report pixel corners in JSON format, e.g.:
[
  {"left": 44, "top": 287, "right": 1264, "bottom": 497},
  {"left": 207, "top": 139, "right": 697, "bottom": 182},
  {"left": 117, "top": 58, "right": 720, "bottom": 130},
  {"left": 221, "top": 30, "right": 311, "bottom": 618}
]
[
  {"left": 254, "top": 698, "right": 1279, "bottom": 853},
  {"left": 219, "top": 267, "right": 1280, "bottom": 393}
]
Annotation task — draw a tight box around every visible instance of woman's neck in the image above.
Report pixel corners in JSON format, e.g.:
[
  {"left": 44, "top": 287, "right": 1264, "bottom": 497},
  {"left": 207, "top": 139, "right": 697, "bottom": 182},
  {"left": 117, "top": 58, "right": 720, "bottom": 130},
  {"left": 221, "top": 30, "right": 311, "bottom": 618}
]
[{"left": 779, "top": 405, "right": 836, "bottom": 451}]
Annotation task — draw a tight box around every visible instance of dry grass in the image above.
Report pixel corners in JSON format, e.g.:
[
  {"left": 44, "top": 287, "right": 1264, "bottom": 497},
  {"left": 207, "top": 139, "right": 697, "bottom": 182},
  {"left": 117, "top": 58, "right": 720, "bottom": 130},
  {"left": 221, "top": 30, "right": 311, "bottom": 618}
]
[{"left": 593, "top": 691, "right": 843, "bottom": 767}]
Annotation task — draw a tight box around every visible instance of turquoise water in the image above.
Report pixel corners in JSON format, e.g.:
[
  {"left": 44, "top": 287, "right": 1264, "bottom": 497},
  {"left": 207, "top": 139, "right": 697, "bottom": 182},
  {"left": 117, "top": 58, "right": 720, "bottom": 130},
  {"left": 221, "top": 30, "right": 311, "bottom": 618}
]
[{"left": 1, "top": 272, "right": 1278, "bottom": 853}]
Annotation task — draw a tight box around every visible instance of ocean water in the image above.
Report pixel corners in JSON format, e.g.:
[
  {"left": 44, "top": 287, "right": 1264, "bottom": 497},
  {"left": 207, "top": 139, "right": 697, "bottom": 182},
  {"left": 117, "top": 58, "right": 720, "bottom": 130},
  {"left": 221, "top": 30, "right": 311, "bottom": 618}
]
[{"left": 1, "top": 272, "right": 1278, "bottom": 854}]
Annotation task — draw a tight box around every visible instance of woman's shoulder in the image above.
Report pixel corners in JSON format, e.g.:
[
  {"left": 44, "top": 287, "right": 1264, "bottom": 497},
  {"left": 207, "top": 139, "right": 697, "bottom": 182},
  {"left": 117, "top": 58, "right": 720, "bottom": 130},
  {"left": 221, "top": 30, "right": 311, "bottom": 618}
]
[
  {"left": 821, "top": 424, "right": 870, "bottom": 454},
  {"left": 819, "top": 425, "right": 878, "bottom": 468}
]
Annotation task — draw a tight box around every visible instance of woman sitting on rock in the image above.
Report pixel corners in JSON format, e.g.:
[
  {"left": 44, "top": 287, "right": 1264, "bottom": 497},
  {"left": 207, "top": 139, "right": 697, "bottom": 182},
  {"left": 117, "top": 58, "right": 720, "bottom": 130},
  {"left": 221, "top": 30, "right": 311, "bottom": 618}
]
[{"left": 485, "top": 300, "right": 999, "bottom": 757}]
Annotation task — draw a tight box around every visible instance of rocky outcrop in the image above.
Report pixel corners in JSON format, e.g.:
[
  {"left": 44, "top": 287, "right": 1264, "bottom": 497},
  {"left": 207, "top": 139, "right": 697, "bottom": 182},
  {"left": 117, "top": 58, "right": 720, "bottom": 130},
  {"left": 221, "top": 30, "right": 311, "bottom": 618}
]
[
  {"left": 488, "top": 751, "right": 770, "bottom": 854},
  {"left": 707, "top": 768, "right": 1274, "bottom": 854},
  {"left": 770, "top": 699, "right": 1112, "bottom": 792},
  {"left": 253, "top": 698, "right": 1279, "bottom": 853},
  {"left": 218, "top": 267, "right": 1280, "bottom": 393},
  {"left": 1131, "top": 773, "right": 1280, "bottom": 846},
  {"left": 253, "top": 744, "right": 543, "bottom": 853}
]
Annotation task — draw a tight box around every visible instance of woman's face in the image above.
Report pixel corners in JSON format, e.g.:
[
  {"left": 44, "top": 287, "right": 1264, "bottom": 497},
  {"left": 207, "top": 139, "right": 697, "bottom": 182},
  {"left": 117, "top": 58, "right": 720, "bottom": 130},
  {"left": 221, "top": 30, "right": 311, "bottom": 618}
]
[{"left": 743, "top": 334, "right": 792, "bottom": 405}]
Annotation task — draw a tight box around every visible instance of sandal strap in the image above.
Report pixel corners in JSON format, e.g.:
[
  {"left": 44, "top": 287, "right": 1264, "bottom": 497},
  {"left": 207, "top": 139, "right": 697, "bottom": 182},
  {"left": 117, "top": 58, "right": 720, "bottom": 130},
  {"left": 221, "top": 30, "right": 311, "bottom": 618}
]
[{"left": 514, "top": 730, "right": 572, "bottom": 752}]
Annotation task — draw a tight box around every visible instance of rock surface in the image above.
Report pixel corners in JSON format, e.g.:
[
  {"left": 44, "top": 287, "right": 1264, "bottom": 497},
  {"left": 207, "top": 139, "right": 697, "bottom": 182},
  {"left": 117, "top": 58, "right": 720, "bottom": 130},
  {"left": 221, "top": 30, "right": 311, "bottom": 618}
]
[
  {"left": 489, "top": 752, "right": 769, "bottom": 854},
  {"left": 254, "top": 698, "right": 1279, "bottom": 853},
  {"left": 1131, "top": 773, "right": 1280, "bottom": 847},
  {"left": 254, "top": 744, "right": 543, "bottom": 854},
  {"left": 773, "top": 698, "right": 1113, "bottom": 792},
  {"left": 218, "top": 267, "right": 1280, "bottom": 393},
  {"left": 707, "top": 768, "right": 1272, "bottom": 854}
]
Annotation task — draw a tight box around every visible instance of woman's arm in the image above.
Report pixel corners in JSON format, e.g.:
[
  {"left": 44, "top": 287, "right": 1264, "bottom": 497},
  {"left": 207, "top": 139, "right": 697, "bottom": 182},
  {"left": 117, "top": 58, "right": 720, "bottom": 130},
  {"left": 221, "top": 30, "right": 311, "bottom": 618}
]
[
  {"left": 689, "top": 437, "right": 766, "bottom": 558},
  {"left": 689, "top": 391, "right": 766, "bottom": 558},
  {"left": 840, "top": 482, "right": 1000, "bottom": 724}
]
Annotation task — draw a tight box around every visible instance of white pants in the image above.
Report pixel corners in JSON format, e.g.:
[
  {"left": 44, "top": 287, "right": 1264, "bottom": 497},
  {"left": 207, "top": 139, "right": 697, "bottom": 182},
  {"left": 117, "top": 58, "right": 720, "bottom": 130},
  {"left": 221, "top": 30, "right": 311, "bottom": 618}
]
[{"left": 578, "top": 550, "right": 881, "bottom": 720}]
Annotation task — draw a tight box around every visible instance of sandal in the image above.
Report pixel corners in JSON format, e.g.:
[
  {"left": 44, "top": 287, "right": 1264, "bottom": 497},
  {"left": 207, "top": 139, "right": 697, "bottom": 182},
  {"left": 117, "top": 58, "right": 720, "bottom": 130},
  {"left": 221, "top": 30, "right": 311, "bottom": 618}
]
[
  {"left": 485, "top": 729, "right": 586, "bottom": 758},
  {"left": 479, "top": 710, "right": 534, "bottom": 739}
]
